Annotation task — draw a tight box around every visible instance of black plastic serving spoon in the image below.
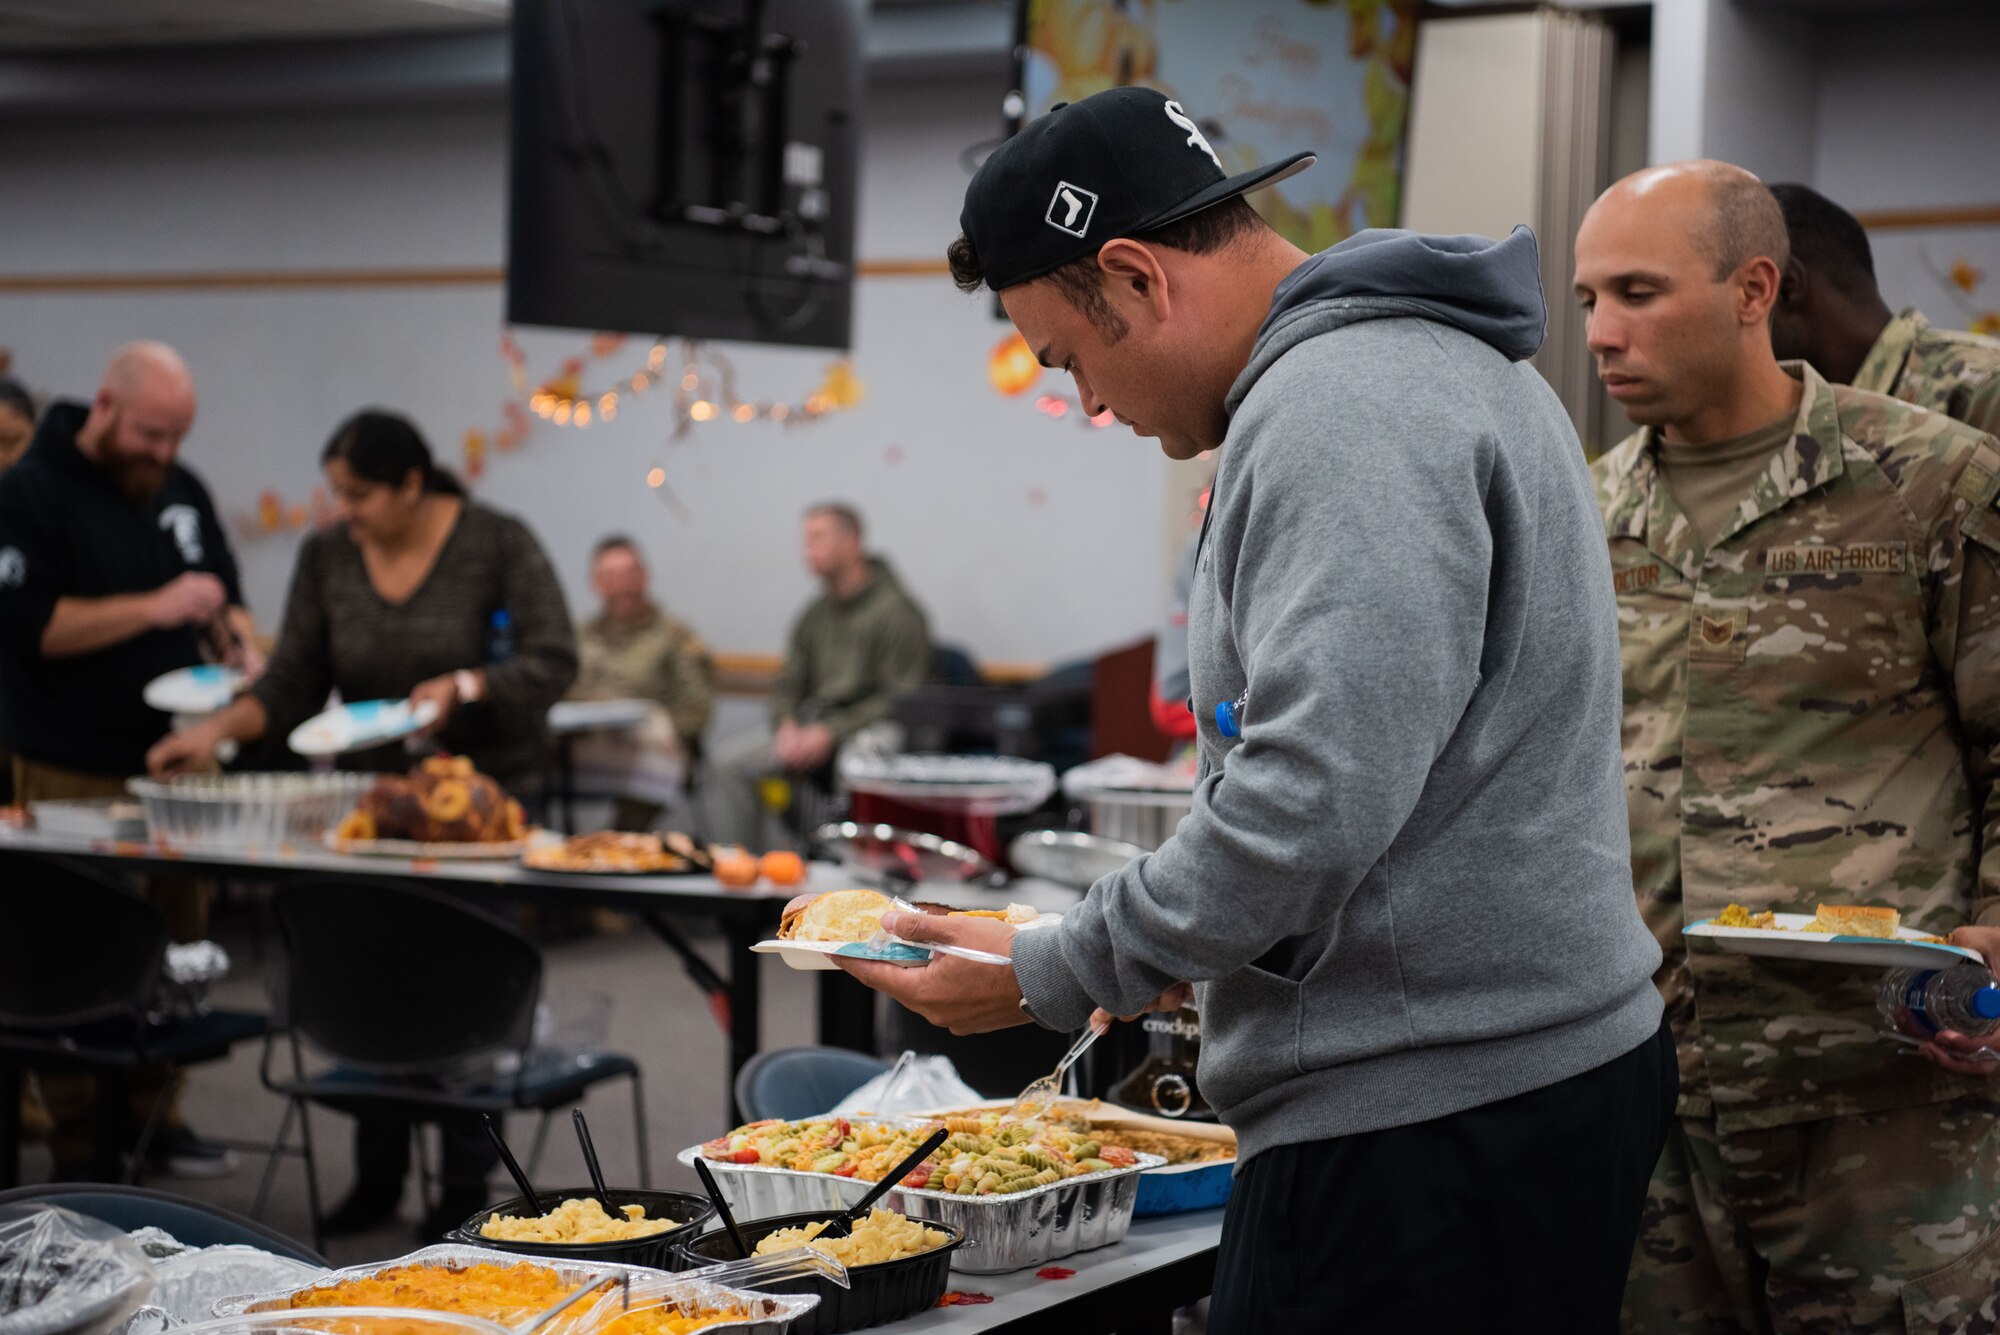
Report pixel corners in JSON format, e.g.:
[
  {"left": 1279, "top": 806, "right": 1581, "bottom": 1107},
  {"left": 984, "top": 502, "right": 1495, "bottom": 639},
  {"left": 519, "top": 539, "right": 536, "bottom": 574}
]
[
  {"left": 483, "top": 1113, "right": 546, "bottom": 1216},
  {"left": 815, "top": 1126, "right": 950, "bottom": 1241},
  {"left": 692, "top": 1155, "right": 752, "bottom": 1259},
  {"left": 571, "top": 1107, "right": 616, "bottom": 1215}
]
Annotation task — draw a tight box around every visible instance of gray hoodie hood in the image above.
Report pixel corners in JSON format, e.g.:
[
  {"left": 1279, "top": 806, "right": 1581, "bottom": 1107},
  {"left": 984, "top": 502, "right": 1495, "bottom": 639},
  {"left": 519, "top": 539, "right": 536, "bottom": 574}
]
[{"left": 1255, "top": 223, "right": 1547, "bottom": 367}]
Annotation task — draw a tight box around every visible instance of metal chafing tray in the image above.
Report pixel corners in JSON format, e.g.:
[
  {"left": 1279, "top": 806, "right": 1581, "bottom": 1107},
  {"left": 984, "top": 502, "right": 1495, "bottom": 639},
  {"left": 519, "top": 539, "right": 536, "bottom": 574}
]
[
  {"left": 673, "top": 1143, "right": 1161, "bottom": 1276},
  {"left": 212, "top": 1243, "right": 817, "bottom": 1334}
]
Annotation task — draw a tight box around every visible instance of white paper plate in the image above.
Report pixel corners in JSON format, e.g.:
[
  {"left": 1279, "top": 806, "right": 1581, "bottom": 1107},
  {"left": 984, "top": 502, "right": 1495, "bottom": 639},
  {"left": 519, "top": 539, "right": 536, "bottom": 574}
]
[
  {"left": 144, "top": 664, "right": 244, "bottom": 715},
  {"left": 1685, "top": 912, "right": 1982, "bottom": 968},
  {"left": 288, "top": 698, "right": 440, "bottom": 757},
  {"left": 547, "top": 698, "right": 654, "bottom": 733},
  {"left": 750, "top": 939, "right": 932, "bottom": 971}
]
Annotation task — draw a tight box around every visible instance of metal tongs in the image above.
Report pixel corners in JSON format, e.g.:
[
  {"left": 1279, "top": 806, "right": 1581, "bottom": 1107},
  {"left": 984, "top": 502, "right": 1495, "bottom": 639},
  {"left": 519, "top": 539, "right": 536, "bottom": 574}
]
[
  {"left": 1003, "top": 1015, "right": 1109, "bottom": 1122},
  {"left": 512, "top": 1249, "right": 851, "bottom": 1335}
]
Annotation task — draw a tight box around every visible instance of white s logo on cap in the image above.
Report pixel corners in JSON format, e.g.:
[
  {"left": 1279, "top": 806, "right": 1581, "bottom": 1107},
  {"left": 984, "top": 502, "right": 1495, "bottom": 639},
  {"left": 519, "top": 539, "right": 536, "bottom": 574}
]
[{"left": 1164, "top": 101, "right": 1220, "bottom": 168}]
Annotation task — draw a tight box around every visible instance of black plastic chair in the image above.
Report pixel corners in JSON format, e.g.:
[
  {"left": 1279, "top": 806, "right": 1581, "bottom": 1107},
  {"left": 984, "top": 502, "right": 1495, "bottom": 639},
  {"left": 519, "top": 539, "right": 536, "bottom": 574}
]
[
  {"left": 733, "top": 1047, "right": 889, "bottom": 1123},
  {"left": 932, "top": 645, "right": 983, "bottom": 688},
  {"left": 0, "top": 1182, "right": 325, "bottom": 1264},
  {"left": 0, "top": 860, "right": 266, "bottom": 1186},
  {"left": 255, "top": 880, "right": 649, "bottom": 1251}
]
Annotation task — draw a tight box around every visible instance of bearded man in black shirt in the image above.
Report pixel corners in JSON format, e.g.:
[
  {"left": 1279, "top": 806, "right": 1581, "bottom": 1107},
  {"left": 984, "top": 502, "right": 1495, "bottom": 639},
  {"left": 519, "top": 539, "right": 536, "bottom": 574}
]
[{"left": 0, "top": 340, "right": 258, "bottom": 1180}]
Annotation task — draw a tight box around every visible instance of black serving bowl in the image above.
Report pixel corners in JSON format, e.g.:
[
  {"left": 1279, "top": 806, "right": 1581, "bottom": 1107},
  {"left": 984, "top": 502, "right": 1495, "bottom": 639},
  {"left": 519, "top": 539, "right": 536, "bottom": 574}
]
[
  {"left": 670, "top": 1210, "right": 966, "bottom": 1334},
  {"left": 452, "top": 1187, "right": 716, "bottom": 1270}
]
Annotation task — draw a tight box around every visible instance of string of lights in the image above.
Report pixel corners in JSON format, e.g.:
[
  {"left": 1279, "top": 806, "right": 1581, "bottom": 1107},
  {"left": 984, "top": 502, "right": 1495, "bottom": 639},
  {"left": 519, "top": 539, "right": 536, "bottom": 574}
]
[{"left": 231, "top": 332, "right": 862, "bottom": 538}]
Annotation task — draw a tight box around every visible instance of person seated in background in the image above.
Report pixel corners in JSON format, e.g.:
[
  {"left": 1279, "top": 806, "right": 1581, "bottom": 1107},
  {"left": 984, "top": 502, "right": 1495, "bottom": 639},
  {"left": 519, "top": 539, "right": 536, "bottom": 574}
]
[
  {"left": 0, "top": 376, "right": 33, "bottom": 476},
  {"left": 0, "top": 374, "right": 34, "bottom": 807},
  {"left": 709, "top": 502, "right": 932, "bottom": 851},
  {"left": 148, "top": 407, "right": 577, "bottom": 1238},
  {"left": 0, "top": 341, "right": 257, "bottom": 1181},
  {"left": 0, "top": 373, "right": 37, "bottom": 1141},
  {"left": 570, "top": 533, "right": 714, "bottom": 831},
  {"left": 1768, "top": 182, "right": 2000, "bottom": 436}
]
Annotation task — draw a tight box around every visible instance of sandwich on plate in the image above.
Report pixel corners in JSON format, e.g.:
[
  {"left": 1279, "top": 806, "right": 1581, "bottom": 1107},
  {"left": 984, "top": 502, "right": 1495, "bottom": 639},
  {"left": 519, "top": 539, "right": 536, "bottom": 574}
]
[
  {"left": 777, "top": 888, "right": 1040, "bottom": 945},
  {"left": 1803, "top": 904, "right": 1899, "bottom": 938}
]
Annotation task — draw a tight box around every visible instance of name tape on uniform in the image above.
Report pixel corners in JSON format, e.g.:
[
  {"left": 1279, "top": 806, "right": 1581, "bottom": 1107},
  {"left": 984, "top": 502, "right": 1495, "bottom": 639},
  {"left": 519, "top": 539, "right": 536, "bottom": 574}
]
[
  {"left": 1613, "top": 562, "right": 1663, "bottom": 595},
  {"left": 1763, "top": 542, "right": 1907, "bottom": 577}
]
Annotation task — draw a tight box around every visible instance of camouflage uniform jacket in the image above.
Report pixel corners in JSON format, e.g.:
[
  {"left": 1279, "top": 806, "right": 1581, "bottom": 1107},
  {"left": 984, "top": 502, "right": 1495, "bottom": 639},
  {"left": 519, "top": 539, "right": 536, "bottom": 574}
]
[
  {"left": 1592, "top": 361, "right": 2000, "bottom": 1133},
  {"left": 573, "top": 602, "right": 715, "bottom": 747},
  {"left": 1852, "top": 306, "right": 2000, "bottom": 438}
]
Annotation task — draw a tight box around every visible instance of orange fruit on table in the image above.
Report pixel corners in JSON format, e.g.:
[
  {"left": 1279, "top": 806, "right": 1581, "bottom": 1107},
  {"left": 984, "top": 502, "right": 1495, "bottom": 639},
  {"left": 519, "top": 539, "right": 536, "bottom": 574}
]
[
  {"left": 713, "top": 849, "right": 761, "bottom": 888},
  {"left": 759, "top": 850, "right": 805, "bottom": 886}
]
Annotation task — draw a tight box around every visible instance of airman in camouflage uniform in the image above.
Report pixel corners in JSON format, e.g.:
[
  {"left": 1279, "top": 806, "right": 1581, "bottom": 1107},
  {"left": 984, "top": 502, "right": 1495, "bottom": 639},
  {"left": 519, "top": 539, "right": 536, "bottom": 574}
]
[
  {"left": 1770, "top": 183, "right": 2000, "bottom": 438},
  {"left": 1852, "top": 307, "right": 2000, "bottom": 439},
  {"left": 1579, "top": 162, "right": 2000, "bottom": 1334}
]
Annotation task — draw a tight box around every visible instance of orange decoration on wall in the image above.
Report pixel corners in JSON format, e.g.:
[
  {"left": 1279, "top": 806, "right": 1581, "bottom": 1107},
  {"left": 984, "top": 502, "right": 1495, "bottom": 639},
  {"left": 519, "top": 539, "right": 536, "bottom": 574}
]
[{"left": 988, "top": 332, "right": 1043, "bottom": 397}]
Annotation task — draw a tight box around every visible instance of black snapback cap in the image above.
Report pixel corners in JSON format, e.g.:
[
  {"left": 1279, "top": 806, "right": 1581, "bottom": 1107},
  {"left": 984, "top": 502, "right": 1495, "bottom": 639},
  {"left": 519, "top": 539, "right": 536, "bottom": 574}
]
[{"left": 960, "top": 86, "right": 1317, "bottom": 292}]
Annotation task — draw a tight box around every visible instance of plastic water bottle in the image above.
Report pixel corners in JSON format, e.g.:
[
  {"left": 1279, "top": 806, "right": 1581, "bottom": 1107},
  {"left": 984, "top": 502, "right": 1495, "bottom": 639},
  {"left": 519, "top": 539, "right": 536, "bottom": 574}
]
[
  {"left": 1877, "top": 964, "right": 2000, "bottom": 1040},
  {"left": 487, "top": 608, "right": 514, "bottom": 664}
]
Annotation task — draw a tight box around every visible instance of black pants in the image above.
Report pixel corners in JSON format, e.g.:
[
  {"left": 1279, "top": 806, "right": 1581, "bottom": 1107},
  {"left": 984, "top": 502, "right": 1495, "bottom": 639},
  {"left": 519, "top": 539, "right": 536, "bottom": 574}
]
[
  {"left": 1209, "top": 1017, "right": 1676, "bottom": 1334},
  {"left": 350, "top": 1111, "right": 499, "bottom": 1209}
]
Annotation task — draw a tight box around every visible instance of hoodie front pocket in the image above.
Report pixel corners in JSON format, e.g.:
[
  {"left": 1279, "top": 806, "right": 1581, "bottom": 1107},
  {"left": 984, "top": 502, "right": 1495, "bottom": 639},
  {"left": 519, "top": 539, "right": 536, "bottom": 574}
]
[
  {"left": 1197, "top": 966, "right": 1305, "bottom": 1112},
  {"left": 1296, "top": 882, "right": 1415, "bottom": 1071}
]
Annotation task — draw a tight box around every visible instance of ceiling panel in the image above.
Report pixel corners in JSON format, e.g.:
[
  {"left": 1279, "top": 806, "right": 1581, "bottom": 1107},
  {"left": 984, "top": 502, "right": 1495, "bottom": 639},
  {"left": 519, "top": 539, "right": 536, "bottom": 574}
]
[{"left": 0, "top": 0, "right": 507, "bottom": 50}]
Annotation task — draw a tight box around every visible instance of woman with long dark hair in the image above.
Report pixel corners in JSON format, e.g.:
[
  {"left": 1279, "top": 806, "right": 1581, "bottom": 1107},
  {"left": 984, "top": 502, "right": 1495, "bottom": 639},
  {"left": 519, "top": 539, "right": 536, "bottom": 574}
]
[
  {"left": 148, "top": 408, "right": 577, "bottom": 1237},
  {"left": 150, "top": 409, "right": 575, "bottom": 790}
]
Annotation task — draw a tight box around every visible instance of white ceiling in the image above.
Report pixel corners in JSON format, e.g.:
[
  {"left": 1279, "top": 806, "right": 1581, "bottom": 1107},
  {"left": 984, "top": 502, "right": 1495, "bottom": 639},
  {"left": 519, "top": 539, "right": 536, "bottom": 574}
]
[
  {"left": 0, "top": 0, "right": 509, "bottom": 49},
  {"left": 1735, "top": 0, "right": 1994, "bottom": 12},
  {"left": 0, "top": 0, "right": 977, "bottom": 51}
]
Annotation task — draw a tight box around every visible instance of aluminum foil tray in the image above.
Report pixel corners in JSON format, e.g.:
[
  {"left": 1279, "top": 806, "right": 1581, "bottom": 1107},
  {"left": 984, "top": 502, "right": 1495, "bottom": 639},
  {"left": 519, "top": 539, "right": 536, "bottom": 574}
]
[
  {"left": 673, "top": 1147, "right": 1161, "bottom": 1275},
  {"left": 211, "top": 1244, "right": 815, "bottom": 1334},
  {"left": 149, "top": 1246, "right": 326, "bottom": 1324}
]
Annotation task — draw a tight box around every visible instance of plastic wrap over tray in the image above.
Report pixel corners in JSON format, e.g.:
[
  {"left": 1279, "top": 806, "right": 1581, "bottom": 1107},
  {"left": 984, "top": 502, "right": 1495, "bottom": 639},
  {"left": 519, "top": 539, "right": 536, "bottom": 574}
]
[
  {"left": 673, "top": 1147, "right": 1160, "bottom": 1275},
  {"left": 0, "top": 1206, "right": 155, "bottom": 1335},
  {"left": 211, "top": 1243, "right": 816, "bottom": 1334},
  {"left": 148, "top": 1247, "right": 326, "bottom": 1325}
]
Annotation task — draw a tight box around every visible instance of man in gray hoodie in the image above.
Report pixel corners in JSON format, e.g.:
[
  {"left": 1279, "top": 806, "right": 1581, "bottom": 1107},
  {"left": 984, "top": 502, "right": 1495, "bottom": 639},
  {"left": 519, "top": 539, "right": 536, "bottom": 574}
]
[{"left": 835, "top": 88, "right": 1672, "bottom": 1329}]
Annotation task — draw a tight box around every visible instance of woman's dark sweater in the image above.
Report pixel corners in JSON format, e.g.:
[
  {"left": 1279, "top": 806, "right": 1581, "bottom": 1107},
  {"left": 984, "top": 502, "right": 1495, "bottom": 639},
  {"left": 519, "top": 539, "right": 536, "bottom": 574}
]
[{"left": 250, "top": 502, "right": 577, "bottom": 786}]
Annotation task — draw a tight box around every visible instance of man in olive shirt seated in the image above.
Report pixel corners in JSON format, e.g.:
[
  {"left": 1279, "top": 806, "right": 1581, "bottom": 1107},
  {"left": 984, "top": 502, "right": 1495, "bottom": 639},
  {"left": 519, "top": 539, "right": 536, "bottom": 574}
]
[
  {"left": 1768, "top": 182, "right": 2000, "bottom": 436},
  {"left": 570, "top": 534, "right": 714, "bottom": 831},
  {"left": 709, "top": 503, "right": 932, "bottom": 851}
]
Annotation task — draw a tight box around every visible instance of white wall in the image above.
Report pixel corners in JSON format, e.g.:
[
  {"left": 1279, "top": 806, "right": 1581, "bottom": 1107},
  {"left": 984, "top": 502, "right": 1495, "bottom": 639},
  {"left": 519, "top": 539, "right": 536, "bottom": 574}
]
[
  {"left": 1639, "top": 2, "right": 2000, "bottom": 342},
  {"left": 0, "top": 77, "right": 1176, "bottom": 668},
  {"left": 1645, "top": 0, "right": 1816, "bottom": 180},
  {"left": 1811, "top": 7, "right": 2000, "bottom": 330},
  {"left": 1811, "top": 9, "right": 2000, "bottom": 213},
  {"left": 1401, "top": 14, "right": 1545, "bottom": 239},
  {"left": 1698, "top": 1, "right": 1817, "bottom": 184},
  {"left": 1646, "top": 0, "right": 1706, "bottom": 166}
]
